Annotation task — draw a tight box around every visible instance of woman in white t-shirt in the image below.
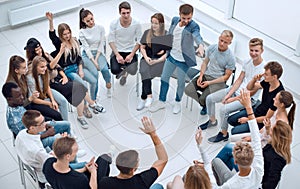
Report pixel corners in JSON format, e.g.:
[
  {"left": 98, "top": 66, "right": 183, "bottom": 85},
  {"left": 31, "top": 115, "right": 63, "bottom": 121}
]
[{"left": 79, "top": 8, "right": 112, "bottom": 97}]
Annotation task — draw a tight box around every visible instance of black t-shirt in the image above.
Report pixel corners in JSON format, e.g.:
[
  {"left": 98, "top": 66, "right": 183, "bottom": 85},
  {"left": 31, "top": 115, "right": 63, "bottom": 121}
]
[
  {"left": 140, "top": 29, "right": 170, "bottom": 59},
  {"left": 43, "top": 157, "right": 90, "bottom": 189},
  {"left": 255, "top": 80, "right": 284, "bottom": 117},
  {"left": 262, "top": 144, "right": 286, "bottom": 189},
  {"left": 98, "top": 167, "right": 158, "bottom": 189},
  {"left": 49, "top": 30, "right": 82, "bottom": 68}
]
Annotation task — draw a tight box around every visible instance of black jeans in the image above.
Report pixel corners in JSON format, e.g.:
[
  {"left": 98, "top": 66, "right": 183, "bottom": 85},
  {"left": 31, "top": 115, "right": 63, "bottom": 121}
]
[
  {"left": 25, "top": 103, "right": 63, "bottom": 121},
  {"left": 110, "top": 52, "right": 138, "bottom": 75}
]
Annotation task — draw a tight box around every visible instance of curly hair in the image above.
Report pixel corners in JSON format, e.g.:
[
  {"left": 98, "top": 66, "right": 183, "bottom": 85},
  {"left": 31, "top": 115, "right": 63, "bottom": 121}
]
[{"left": 233, "top": 141, "right": 254, "bottom": 167}]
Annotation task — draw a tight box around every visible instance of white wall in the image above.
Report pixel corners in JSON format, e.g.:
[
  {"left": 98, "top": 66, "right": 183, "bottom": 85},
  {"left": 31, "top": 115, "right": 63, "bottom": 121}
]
[
  {"left": 0, "top": 0, "right": 100, "bottom": 29},
  {"left": 233, "top": 0, "right": 300, "bottom": 50}
]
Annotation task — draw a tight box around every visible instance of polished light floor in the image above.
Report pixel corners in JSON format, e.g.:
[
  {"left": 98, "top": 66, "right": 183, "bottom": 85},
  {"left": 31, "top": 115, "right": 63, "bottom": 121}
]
[{"left": 0, "top": 0, "right": 299, "bottom": 188}]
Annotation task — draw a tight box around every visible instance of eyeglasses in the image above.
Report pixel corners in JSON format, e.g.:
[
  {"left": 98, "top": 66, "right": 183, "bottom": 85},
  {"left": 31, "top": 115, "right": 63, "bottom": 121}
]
[{"left": 35, "top": 119, "right": 46, "bottom": 127}]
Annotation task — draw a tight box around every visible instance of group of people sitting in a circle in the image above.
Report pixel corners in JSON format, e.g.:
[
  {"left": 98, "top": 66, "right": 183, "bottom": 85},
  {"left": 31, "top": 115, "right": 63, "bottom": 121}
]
[{"left": 2, "top": 1, "right": 296, "bottom": 189}]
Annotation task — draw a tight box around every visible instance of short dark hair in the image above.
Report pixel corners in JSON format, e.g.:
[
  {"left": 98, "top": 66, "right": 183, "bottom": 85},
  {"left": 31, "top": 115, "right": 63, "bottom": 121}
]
[
  {"left": 53, "top": 137, "right": 76, "bottom": 160},
  {"left": 119, "top": 1, "right": 131, "bottom": 12},
  {"left": 22, "top": 110, "right": 41, "bottom": 129},
  {"left": 264, "top": 61, "right": 283, "bottom": 79},
  {"left": 179, "top": 4, "right": 193, "bottom": 15},
  {"left": 2, "top": 82, "right": 18, "bottom": 99},
  {"left": 116, "top": 150, "right": 139, "bottom": 174}
]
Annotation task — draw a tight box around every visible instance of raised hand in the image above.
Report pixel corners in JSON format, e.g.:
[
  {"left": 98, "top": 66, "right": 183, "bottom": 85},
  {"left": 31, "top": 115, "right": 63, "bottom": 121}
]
[
  {"left": 45, "top": 12, "right": 53, "bottom": 21},
  {"left": 238, "top": 89, "right": 251, "bottom": 108},
  {"left": 195, "top": 129, "right": 203, "bottom": 145},
  {"left": 140, "top": 116, "right": 156, "bottom": 135}
]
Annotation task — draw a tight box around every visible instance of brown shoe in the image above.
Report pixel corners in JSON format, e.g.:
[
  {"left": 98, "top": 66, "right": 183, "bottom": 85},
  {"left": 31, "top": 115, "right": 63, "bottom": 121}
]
[{"left": 83, "top": 108, "right": 93, "bottom": 118}]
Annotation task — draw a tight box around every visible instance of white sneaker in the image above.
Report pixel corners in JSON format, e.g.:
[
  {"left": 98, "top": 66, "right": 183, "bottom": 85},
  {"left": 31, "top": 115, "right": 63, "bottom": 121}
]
[
  {"left": 107, "top": 88, "right": 112, "bottom": 98},
  {"left": 173, "top": 101, "right": 181, "bottom": 114},
  {"left": 77, "top": 149, "right": 87, "bottom": 158},
  {"left": 136, "top": 99, "right": 146, "bottom": 111},
  {"left": 149, "top": 100, "right": 166, "bottom": 113},
  {"left": 145, "top": 97, "right": 153, "bottom": 107}
]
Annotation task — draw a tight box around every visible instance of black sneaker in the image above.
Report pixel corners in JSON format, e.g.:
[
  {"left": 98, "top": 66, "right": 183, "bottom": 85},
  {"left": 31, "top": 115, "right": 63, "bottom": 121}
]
[
  {"left": 198, "top": 120, "right": 218, "bottom": 130},
  {"left": 120, "top": 76, "right": 127, "bottom": 86},
  {"left": 200, "top": 106, "right": 207, "bottom": 115},
  {"left": 208, "top": 132, "right": 229, "bottom": 143},
  {"left": 116, "top": 69, "right": 126, "bottom": 79}
]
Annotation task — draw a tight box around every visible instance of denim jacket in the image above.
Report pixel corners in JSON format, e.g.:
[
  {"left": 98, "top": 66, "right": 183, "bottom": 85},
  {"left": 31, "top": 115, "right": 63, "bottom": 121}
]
[{"left": 168, "top": 17, "right": 203, "bottom": 67}]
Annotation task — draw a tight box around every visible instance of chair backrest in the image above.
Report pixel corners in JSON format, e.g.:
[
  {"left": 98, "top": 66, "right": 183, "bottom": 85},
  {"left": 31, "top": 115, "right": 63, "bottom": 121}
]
[
  {"left": 230, "top": 68, "right": 236, "bottom": 86},
  {"left": 17, "top": 155, "right": 40, "bottom": 189},
  {"left": 45, "top": 183, "right": 53, "bottom": 189}
]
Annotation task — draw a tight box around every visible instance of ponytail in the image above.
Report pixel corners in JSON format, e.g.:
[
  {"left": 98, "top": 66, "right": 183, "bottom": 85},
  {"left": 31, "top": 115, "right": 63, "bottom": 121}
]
[
  {"left": 288, "top": 101, "right": 296, "bottom": 130},
  {"left": 79, "top": 8, "right": 93, "bottom": 29},
  {"left": 79, "top": 8, "right": 86, "bottom": 29}
]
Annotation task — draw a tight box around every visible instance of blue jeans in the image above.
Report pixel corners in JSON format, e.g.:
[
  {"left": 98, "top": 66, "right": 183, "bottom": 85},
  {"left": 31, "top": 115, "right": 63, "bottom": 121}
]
[
  {"left": 40, "top": 120, "right": 71, "bottom": 149},
  {"left": 82, "top": 50, "right": 111, "bottom": 84},
  {"left": 51, "top": 89, "right": 68, "bottom": 121},
  {"left": 216, "top": 143, "right": 238, "bottom": 171},
  {"left": 159, "top": 55, "right": 189, "bottom": 102},
  {"left": 69, "top": 161, "right": 86, "bottom": 169},
  {"left": 64, "top": 63, "right": 98, "bottom": 101},
  {"left": 150, "top": 183, "right": 164, "bottom": 189},
  {"left": 227, "top": 101, "right": 263, "bottom": 135}
]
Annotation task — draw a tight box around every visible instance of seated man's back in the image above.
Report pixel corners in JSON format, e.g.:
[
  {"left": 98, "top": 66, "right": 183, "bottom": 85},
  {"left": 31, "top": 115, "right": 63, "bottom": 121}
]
[{"left": 99, "top": 167, "right": 158, "bottom": 189}]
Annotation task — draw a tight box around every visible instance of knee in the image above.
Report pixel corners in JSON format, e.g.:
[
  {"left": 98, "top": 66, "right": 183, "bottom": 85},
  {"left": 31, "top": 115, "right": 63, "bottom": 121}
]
[
  {"left": 199, "top": 96, "right": 206, "bottom": 106},
  {"left": 98, "top": 154, "right": 112, "bottom": 164},
  {"left": 220, "top": 106, "right": 226, "bottom": 115},
  {"left": 206, "top": 95, "right": 213, "bottom": 104},
  {"left": 227, "top": 114, "right": 236, "bottom": 125},
  {"left": 88, "top": 78, "right": 98, "bottom": 85}
]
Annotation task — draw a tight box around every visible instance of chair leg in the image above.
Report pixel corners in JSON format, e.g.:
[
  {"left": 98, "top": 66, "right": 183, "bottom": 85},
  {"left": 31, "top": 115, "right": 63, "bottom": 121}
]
[
  {"left": 111, "top": 74, "right": 115, "bottom": 91},
  {"left": 186, "top": 96, "right": 189, "bottom": 108},
  {"left": 136, "top": 73, "right": 140, "bottom": 97},
  {"left": 18, "top": 156, "right": 26, "bottom": 189},
  {"left": 68, "top": 103, "right": 73, "bottom": 112},
  {"left": 190, "top": 98, "right": 193, "bottom": 111}
]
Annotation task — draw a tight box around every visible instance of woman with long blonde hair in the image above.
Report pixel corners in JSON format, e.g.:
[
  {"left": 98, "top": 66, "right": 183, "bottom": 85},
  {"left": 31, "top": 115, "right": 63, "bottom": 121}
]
[
  {"left": 26, "top": 56, "right": 68, "bottom": 121},
  {"left": 262, "top": 120, "right": 292, "bottom": 188}
]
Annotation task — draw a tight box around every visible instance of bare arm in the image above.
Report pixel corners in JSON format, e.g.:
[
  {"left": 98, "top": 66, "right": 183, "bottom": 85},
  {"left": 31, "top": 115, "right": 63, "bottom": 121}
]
[
  {"left": 208, "top": 69, "right": 233, "bottom": 85},
  {"left": 197, "top": 57, "right": 209, "bottom": 86},
  {"left": 247, "top": 74, "right": 263, "bottom": 91},
  {"left": 124, "top": 44, "right": 140, "bottom": 63},
  {"left": 199, "top": 57, "right": 209, "bottom": 79},
  {"left": 256, "top": 109, "right": 275, "bottom": 123},
  {"left": 140, "top": 44, "right": 149, "bottom": 61},
  {"left": 109, "top": 42, "right": 125, "bottom": 64},
  {"left": 140, "top": 117, "right": 168, "bottom": 176},
  {"left": 85, "top": 157, "right": 98, "bottom": 189},
  {"left": 222, "top": 71, "right": 245, "bottom": 103},
  {"left": 49, "top": 43, "right": 65, "bottom": 69},
  {"left": 45, "top": 12, "right": 54, "bottom": 32}
]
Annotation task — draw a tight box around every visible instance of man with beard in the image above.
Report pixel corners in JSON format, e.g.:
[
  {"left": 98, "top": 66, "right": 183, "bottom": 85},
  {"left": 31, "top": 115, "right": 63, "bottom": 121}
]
[{"left": 150, "top": 4, "right": 205, "bottom": 114}]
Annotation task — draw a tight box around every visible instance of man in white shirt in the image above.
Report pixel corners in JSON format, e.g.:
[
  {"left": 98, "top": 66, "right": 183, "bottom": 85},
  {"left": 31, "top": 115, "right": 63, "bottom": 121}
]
[
  {"left": 108, "top": 1, "right": 142, "bottom": 85},
  {"left": 15, "top": 110, "right": 86, "bottom": 187},
  {"left": 15, "top": 110, "right": 53, "bottom": 185}
]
